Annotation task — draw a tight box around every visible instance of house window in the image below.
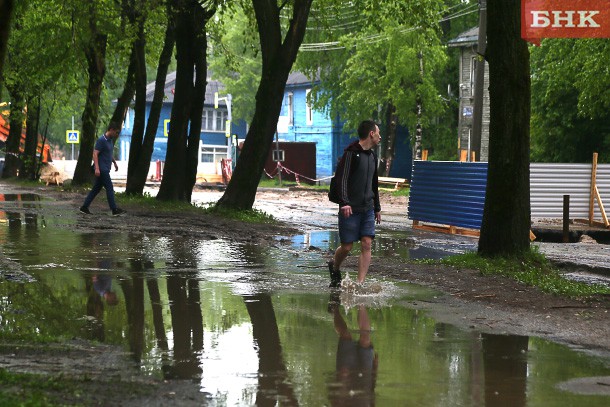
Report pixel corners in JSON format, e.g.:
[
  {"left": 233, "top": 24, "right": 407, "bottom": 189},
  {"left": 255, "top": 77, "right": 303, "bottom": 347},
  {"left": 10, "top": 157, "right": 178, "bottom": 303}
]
[
  {"left": 202, "top": 108, "right": 227, "bottom": 131},
  {"left": 201, "top": 145, "right": 228, "bottom": 163},
  {"left": 469, "top": 56, "right": 477, "bottom": 97},
  {"left": 216, "top": 110, "right": 226, "bottom": 131},
  {"left": 305, "top": 89, "right": 313, "bottom": 125},
  {"left": 287, "top": 92, "right": 294, "bottom": 125}
]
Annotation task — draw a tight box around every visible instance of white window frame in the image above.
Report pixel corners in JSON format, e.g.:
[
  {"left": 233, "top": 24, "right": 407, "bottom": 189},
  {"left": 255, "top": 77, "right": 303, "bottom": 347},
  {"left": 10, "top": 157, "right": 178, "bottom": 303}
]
[
  {"left": 287, "top": 92, "right": 294, "bottom": 125},
  {"left": 202, "top": 108, "right": 227, "bottom": 132},
  {"left": 469, "top": 56, "right": 477, "bottom": 97},
  {"left": 305, "top": 88, "right": 313, "bottom": 126},
  {"left": 201, "top": 145, "right": 228, "bottom": 163}
]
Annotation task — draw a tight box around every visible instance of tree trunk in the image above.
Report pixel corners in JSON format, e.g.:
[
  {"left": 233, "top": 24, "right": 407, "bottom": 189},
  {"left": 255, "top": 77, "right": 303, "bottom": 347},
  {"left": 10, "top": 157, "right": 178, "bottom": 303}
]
[
  {"left": 72, "top": 7, "right": 107, "bottom": 186},
  {"left": 20, "top": 95, "right": 40, "bottom": 180},
  {"left": 379, "top": 102, "right": 397, "bottom": 177},
  {"left": 125, "top": 11, "right": 174, "bottom": 196},
  {"left": 0, "top": 0, "right": 14, "bottom": 96},
  {"left": 126, "top": 19, "right": 147, "bottom": 180},
  {"left": 216, "top": 0, "right": 313, "bottom": 210},
  {"left": 1, "top": 88, "right": 25, "bottom": 178},
  {"left": 157, "top": 1, "right": 214, "bottom": 202},
  {"left": 185, "top": 13, "right": 208, "bottom": 203},
  {"left": 478, "top": 0, "right": 531, "bottom": 257},
  {"left": 110, "top": 47, "right": 137, "bottom": 130},
  {"left": 156, "top": 3, "right": 194, "bottom": 202}
]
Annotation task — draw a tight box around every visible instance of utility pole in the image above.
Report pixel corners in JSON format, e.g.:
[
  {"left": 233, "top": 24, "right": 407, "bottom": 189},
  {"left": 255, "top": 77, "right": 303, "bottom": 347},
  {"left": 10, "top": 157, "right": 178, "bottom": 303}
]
[
  {"left": 471, "top": 0, "right": 487, "bottom": 162},
  {"left": 414, "top": 51, "right": 423, "bottom": 160},
  {"left": 214, "top": 92, "right": 232, "bottom": 160}
]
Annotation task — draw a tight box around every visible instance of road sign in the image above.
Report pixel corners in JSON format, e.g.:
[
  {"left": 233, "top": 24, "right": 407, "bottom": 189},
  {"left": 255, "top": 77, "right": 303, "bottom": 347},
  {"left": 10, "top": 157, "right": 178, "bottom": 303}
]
[
  {"left": 66, "top": 130, "right": 80, "bottom": 144},
  {"left": 164, "top": 119, "right": 170, "bottom": 137}
]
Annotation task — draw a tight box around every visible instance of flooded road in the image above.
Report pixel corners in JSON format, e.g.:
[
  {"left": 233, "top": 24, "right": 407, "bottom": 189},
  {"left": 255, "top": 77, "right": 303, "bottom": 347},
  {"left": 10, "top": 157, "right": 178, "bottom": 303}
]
[{"left": 1, "top": 193, "right": 609, "bottom": 406}]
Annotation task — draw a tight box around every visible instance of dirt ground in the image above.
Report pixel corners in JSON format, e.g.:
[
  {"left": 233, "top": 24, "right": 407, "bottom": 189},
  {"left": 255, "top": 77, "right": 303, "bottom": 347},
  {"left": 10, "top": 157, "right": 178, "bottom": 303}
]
[{"left": 1, "top": 181, "right": 609, "bottom": 405}]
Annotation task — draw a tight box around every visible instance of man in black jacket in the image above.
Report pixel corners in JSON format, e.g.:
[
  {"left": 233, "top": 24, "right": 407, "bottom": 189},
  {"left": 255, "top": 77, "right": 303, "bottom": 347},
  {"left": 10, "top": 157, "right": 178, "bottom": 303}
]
[{"left": 328, "top": 120, "right": 381, "bottom": 288}]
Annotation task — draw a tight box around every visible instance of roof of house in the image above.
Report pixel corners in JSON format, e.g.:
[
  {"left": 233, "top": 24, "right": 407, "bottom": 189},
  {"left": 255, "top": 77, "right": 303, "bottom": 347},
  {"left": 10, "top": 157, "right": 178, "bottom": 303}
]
[
  {"left": 145, "top": 71, "right": 228, "bottom": 107},
  {"left": 447, "top": 27, "right": 479, "bottom": 47},
  {"left": 145, "top": 69, "right": 318, "bottom": 105}
]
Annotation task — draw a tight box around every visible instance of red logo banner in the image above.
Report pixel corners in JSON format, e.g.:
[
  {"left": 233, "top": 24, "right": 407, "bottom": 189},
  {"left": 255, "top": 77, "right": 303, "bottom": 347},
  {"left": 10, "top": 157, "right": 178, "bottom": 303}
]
[{"left": 522, "top": 0, "right": 610, "bottom": 43}]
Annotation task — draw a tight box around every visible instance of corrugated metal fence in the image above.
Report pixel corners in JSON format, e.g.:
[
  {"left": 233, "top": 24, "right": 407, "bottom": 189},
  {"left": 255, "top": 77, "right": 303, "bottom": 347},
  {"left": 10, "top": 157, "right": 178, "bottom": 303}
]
[{"left": 407, "top": 161, "right": 610, "bottom": 229}]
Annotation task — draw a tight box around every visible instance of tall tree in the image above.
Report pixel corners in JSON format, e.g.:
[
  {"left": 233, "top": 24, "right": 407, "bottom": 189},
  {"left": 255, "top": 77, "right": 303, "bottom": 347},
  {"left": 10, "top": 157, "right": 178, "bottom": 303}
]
[
  {"left": 216, "top": 0, "right": 313, "bottom": 210},
  {"left": 530, "top": 39, "right": 610, "bottom": 163},
  {"left": 125, "top": 2, "right": 175, "bottom": 195},
  {"left": 296, "top": 0, "right": 450, "bottom": 174},
  {"left": 72, "top": 1, "right": 110, "bottom": 186},
  {"left": 0, "top": 0, "right": 14, "bottom": 93},
  {"left": 478, "top": 0, "right": 531, "bottom": 256},
  {"left": 156, "top": 0, "right": 216, "bottom": 202},
  {"left": 20, "top": 96, "right": 40, "bottom": 180}
]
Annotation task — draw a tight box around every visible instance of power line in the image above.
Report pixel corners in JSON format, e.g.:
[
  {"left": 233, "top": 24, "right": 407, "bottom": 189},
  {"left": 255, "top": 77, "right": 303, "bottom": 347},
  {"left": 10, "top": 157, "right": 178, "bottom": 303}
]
[{"left": 300, "top": 6, "right": 478, "bottom": 52}]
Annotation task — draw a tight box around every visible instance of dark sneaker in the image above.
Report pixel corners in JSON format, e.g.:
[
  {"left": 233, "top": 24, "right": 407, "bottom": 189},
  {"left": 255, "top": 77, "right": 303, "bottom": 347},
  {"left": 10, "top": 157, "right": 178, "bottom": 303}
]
[
  {"left": 112, "top": 208, "right": 126, "bottom": 216},
  {"left": 328, "top": 260, "right": 342, "bottom": 288},
  {"left": 79, "top": 206, "right": 92, "bottom": 215}
]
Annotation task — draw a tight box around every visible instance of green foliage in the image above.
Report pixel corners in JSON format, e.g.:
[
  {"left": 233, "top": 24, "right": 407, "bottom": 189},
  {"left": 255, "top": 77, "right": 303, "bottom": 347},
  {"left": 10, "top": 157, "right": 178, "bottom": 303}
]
[
  {"left": 209, "top": 3, "right": 261, "bottom": 124},
  {"left": 530, "top": 39, "right": 610, "bottom": 163},
  {"left": 435, "top": 250, "right": 610, "bottom": 298}
]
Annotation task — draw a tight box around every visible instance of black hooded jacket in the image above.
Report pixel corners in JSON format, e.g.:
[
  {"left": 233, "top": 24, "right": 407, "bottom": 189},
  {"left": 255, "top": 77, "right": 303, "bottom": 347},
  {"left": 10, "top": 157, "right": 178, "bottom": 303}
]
[{"left": 333, "top": 140, "right": 381, "bottom": 213}]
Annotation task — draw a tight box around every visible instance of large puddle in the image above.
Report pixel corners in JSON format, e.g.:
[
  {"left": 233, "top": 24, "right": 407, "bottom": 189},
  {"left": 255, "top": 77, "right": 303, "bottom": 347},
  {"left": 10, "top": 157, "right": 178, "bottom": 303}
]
[{"left": 0, "top": 196, "right": 609, "bottom": 406}]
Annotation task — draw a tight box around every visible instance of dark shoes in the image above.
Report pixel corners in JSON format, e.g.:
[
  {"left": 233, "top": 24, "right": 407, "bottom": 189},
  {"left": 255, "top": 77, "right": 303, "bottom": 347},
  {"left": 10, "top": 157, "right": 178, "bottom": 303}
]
[
  {"left": 328, "top": 260, "right": 342, "bottom": 288},
  {"left": 112, "top": 208, "right": 126, "bottom": 216},
  {"left": 79, "top": 206, "right": 92, "bottom": 215}
]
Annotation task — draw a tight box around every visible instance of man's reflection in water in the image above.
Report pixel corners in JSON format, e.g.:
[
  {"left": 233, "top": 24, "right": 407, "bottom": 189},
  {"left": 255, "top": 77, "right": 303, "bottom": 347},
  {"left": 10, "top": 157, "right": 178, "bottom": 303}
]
[
  {"left": 327, "top": 293, "right": 378, "bottom": 406},
  {"left": 92, "top": 273, "right": 119, "bottom": 306}
]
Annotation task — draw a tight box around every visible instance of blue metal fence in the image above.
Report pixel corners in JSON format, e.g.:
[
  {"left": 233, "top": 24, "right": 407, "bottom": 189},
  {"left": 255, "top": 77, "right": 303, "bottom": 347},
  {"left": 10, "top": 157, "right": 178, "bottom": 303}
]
[{"left": 407, "top": 161, "right": 488, "bottom": 229}]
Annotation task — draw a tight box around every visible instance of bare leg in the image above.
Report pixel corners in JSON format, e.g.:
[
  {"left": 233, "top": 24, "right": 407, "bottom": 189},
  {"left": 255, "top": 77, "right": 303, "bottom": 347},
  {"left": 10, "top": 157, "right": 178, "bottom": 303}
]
[
  {"left": 333, "top": 242, "right": 352, "bottom": 270},
  {"left": 357, "top": 236, "right": 372, "bottom": 283}
]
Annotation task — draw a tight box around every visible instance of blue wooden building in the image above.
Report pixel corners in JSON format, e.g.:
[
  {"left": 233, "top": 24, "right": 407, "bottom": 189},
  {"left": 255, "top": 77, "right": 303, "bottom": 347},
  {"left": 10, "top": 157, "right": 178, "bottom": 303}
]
[
  {"left": 118, "top": 71, "right": 248, "bottom": 177},
  {"left": 118, "top": 70, "right": 412, "bottom": 181},
  {"left": 277, "top": 72, "right": 413, "bottom": 181}
]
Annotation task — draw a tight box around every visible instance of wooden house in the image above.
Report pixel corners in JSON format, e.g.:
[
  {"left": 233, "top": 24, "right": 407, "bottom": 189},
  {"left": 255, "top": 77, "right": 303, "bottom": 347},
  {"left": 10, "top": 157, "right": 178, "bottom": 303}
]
[
  {"left": 276, "top": 72, "right": 413, "bottom": 182},
  {"left": 447, "top": 27, "right": 490, "bottom": 161},
  {"left": 118, "top": 71, "right": 248, "bottom": 181}
]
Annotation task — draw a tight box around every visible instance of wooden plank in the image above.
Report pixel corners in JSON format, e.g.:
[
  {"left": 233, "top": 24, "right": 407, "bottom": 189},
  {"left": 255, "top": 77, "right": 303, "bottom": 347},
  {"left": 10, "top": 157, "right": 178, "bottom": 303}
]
[
  {"left": 378, "top": 176, "right": 408, "bottom": 190},
  {"left": 589, "top": 152, "right": 598, "bottom": 225},
  {"left": 412, "top": 221, "right": 480, "bottom": 237},
  {"left": 594, "top": 185, "right": 609, "bottom": 227}
]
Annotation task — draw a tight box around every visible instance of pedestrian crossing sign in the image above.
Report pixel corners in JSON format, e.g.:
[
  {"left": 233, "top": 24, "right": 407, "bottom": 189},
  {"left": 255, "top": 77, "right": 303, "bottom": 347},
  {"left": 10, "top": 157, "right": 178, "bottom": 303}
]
[{"left": 66, "top": 130, "right": 80, "bottom": 144}]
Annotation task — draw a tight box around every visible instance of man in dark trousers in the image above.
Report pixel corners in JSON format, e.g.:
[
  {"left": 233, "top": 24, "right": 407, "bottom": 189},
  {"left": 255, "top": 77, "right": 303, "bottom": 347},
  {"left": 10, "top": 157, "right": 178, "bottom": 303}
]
[
  {"left": 328, "top": 120, "right": 381, "bottom": 287},
  {"left": 79, "top": 122, "right": 125, "bottom": 216}
]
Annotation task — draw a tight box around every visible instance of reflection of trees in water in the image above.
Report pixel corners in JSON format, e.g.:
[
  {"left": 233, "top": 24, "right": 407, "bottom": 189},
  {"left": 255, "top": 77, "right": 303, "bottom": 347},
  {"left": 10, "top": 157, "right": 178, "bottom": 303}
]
[
  {"left": 481, "top": 333, "right": 528, "bottom": 407},
  {"left": 243, "top": 293, "right": 299, "bottom": 407},
  {"left": 163, "top": 237, "right": 203, "bottom": 379}
]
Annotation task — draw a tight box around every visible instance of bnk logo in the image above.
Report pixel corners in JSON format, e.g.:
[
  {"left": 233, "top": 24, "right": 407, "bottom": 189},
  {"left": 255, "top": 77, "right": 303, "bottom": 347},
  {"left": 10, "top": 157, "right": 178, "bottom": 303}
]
[
  {"left": 530, "top": 10, "right": 600, "bottom": 28},
  {"left": 521, "top": 0, "right": 610, "bottom": 42}
]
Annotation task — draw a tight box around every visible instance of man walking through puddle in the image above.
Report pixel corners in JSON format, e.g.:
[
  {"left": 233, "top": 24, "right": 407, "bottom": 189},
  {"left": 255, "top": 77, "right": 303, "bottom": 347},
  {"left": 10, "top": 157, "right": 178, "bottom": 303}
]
[
  {"left": 328, "top": 120, "right": 381, "bottom": 288},
  {"left": 79, "top": 122, "right": 126, "bottom": 216}
]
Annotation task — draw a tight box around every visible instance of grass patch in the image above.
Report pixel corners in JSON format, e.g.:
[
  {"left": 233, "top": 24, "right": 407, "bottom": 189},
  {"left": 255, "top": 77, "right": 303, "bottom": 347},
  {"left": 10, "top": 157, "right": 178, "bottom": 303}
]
[
  {"left": 428, "top": 250, "right": 610, "bottom": 298},
  {"left": 116, "top": 192, "right": 202, "bottom": 213},
  {"left": 0, "top": 368, "right": 154, "bottom": 406},
  {"left": 201, "top": 205, "right": 275, "bottom": 223},
  {"left": 117, "top": 192, "right": 276, "bottom": 223},
  {"left": 390, "top": 187, "right": 410, "bottom": 197}
]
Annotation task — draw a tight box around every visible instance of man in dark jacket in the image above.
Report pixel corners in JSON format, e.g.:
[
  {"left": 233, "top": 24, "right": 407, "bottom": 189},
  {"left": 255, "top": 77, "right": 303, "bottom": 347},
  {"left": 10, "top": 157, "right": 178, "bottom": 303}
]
[{"left": 328, "top": 120, "right": 381, "bottom": 287}]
